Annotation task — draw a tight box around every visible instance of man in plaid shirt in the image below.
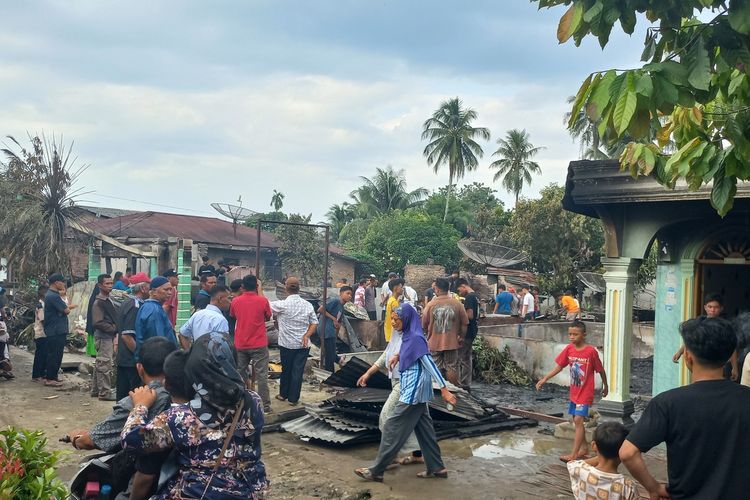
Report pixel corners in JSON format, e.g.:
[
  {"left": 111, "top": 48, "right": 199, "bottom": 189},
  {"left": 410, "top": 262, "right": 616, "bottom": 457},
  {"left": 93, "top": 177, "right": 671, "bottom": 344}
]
[{"left": 270, "top": 277, "right": 318, "bottom": 405}]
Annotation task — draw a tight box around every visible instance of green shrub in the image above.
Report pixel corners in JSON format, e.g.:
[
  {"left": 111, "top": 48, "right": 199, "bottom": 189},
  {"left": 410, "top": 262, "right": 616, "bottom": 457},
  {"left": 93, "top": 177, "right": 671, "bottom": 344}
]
[{"left": 0, "top": 427, "right": 68, "bottom": 499}]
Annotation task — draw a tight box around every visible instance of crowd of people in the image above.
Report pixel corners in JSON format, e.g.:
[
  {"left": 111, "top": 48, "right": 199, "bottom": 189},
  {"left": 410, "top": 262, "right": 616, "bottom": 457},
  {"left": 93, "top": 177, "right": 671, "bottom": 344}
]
[{"left": 8, "top": 262, "right": 750, "bottom": 498}]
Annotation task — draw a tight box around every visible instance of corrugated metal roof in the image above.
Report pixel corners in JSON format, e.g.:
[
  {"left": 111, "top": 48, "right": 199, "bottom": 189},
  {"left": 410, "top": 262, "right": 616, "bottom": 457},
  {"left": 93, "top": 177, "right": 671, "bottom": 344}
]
[
  {"left": 281, "top": 414, "right": 379, "bottom": 445},
  {"left": 323, "top": 357, "right": 391, "bottom": 390},
  {"left": 85, "top": 209, "right": 351, "bottom": 257},
  {"left": 87, "top": 211, "right": 281, "bottom": 248}
]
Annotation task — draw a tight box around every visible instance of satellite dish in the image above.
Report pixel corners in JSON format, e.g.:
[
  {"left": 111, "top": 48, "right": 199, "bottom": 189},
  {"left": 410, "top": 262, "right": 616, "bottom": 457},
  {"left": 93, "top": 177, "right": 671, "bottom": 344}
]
[
  {"left": 577, "top": 272, "right": 606, "bottom": 294},
  {"left": 211, "top": 196, "right": 257, "bottom": 237},
  {"left": 458, "top": 239, "right": 527, "bottom": 267}
]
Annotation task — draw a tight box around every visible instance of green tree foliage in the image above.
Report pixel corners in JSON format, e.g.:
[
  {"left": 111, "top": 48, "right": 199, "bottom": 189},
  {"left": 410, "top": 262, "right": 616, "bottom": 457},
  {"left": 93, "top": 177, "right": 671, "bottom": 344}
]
[
  {"left": 359, "top": 210, "right": 462, "bottom": 273},
  {"left": 350, "top": 166, "right": 428, "bottom": 218},
  {"left": 325, "top": 202, "right": 356, "bottom": 243},
  {"left": 270, "top": 189, "right": 285, "bottom": 212},
  {"left": 424, "top": 182, "right": 508, "bottom": 237},
  {"left": 506, "top": 184, "right": 604, "bottom": 293},
  {"left": 422, "top": 97, "right": 491, "bottom": 222},
  {"left": 245, "top": 210, "right": 289, "bottom": 233},
  {"left": 536, "top": 0, "right": 750, "bottom": 215},
  {"left": 0, "top": 134, "right": 84, "bottom": 283},
  {"left": 489, "top": 129, "right": 544, "bottom": 207},
  {"left": 273, "top": 213, "right": 330, "bottom": 286}
]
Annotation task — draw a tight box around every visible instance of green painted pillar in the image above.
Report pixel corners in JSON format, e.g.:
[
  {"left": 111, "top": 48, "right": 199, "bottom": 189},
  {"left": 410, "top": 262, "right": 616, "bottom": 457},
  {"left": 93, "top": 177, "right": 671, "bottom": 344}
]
[
  {"left": 176, "top": 248, "right": 192, "bottom": 331},
  {"left": 149, "top": 258, "right": 158, "bottom": 279},
  {"left": 87, "top": 244, "right": 101, "bottom": 281}
]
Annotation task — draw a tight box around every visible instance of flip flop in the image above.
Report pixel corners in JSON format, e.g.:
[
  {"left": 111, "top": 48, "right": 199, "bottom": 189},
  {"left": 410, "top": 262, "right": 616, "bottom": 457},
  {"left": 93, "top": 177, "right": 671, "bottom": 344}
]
[
  {"left": 354, "top": 468, "right": 383, "bottom": 482},
  {"left": 275, "top": 395, "right": 287, "bottom": 401},
  {"left": 44, "top": 380, "right": 63, "bottom": 387},
  {"left": 417, "top": 470, "right": 448, "bottom": 479}
]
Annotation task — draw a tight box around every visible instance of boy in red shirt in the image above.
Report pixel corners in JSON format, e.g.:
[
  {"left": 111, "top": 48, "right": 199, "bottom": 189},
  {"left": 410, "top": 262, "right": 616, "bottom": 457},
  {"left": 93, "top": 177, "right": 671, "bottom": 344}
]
[{"left": 536, "top": 320, "right": 608, "bottom": 463}]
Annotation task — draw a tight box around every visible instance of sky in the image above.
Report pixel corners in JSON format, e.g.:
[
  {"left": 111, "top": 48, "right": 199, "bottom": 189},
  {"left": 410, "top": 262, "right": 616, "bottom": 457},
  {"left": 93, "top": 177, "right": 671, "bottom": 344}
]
[{"left": 0, "top": 1, "right": 648, "bottom": 222}]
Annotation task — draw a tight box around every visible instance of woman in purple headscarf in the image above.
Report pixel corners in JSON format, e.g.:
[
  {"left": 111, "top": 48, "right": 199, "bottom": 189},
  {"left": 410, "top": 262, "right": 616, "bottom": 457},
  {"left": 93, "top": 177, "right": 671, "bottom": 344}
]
[{"left": 355, "top": 303, "right": 456, "bottom": 482}]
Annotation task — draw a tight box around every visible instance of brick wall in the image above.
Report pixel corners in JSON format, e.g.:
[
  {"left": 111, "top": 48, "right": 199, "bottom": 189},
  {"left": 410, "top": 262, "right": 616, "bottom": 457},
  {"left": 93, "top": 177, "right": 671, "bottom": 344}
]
[
  {"left": 404, "top": 264, "right": 446, "bottom": 295},
  {"left": 330, "top": 256, "right": 355, "bottom": 285}
]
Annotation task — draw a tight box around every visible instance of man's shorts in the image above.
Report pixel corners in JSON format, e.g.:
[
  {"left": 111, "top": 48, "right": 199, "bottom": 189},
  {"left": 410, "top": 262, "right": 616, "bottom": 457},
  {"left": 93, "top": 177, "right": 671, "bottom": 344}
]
[
  {"left": 567, "top": 402, "right": 590, "bottom": 417},
  {"left": 432, "top": 349, "right": 460, "bottom": 376}
]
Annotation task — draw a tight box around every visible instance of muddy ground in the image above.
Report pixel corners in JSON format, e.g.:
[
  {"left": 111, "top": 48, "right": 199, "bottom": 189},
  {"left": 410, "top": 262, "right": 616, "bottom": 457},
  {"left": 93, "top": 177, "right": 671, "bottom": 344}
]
[{"left": 0, "top": 347, "right": 665, "bottom": 499}]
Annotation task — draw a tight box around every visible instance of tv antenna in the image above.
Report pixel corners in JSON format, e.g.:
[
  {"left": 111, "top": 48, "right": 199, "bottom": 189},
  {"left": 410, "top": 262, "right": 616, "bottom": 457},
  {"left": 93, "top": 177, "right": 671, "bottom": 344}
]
[
  {"left": 211, "top": 195, "right": 257, "bottom": 238},
  {"left": 458, "top": 239, "right": 527, "bottom": 268}
]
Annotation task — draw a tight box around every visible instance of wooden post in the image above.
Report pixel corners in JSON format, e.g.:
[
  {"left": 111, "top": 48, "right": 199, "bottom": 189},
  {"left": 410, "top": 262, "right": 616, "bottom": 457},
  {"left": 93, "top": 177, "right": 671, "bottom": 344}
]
[{"left": 255, "top": 223, "right": 262, "bottom": 277}]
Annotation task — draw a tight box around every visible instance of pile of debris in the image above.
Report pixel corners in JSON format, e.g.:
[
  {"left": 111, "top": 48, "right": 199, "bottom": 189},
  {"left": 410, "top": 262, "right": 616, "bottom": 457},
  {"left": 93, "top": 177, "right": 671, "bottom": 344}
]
[{"left": 282, "top": 357, "right": 537, "bottom": 446}]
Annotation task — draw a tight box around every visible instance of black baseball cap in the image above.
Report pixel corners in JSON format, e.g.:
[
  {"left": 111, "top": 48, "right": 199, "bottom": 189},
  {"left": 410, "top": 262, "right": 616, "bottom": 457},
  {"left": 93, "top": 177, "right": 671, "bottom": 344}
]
[{"left": 162, "top": 268, "right": 178, "bottom": 278}]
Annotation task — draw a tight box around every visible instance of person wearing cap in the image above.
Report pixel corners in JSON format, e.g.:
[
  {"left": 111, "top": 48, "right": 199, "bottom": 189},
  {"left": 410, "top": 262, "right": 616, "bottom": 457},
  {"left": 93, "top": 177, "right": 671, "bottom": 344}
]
[
  {"left": 198, "top": 255, "right": 215, "bottom": 276},
  {"left": 43, "top": 273, "right": 78, "bottom": 387},
  {"left": 116, "top": 273, "right": 151, "bottom": 399},
  {"left": 270, "top": 277, "right": 318, "bottom": 406},
  {"left": 90, "top": 273, "right": 118, "bottom": 401},
  {"left": 134, "top": 277, "right": 177, "bottom": 361},
  {"left": 162, "top": 269, "right": 179, "bottom": 326}
]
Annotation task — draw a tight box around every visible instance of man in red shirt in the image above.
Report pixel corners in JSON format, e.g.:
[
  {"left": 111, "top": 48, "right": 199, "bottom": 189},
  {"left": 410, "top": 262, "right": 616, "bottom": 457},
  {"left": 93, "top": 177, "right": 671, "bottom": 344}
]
[
  {"left": 162, "top": 269, "right": 179, "bottom": 327},
  {"left": 536, "top": 320, "right": 608, "bottom": 463},
  {"left": 230, "top": 274, "right": 272, "bottom": 413}
]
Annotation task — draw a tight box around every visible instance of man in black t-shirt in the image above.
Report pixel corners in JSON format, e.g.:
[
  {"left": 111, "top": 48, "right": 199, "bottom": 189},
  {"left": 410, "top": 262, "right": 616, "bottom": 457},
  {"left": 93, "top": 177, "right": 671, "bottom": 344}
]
[
  {"left": 620, "top": 317, "right": 750, "bottom": 499},
  {"left": 456, "top": 278, "right": 479, "bottom": 390}
]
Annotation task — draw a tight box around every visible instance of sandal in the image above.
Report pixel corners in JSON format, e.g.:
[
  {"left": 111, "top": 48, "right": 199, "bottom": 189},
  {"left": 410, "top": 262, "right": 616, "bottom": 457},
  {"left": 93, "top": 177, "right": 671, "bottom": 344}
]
[
  {"left": 275, "top": 394, "right": 287, "bottom": 401},
  {"left": 44, "top": 380, "right": 63, "bottom": 387},
  {"left": 417, "top": 469, "right": 448, "bottom": 479},
  {"left": 398, "top": 455, "right": 425, "bottom": 466},
  {"left": 354, "top": 468, "right": 383, "bottom": 483}
]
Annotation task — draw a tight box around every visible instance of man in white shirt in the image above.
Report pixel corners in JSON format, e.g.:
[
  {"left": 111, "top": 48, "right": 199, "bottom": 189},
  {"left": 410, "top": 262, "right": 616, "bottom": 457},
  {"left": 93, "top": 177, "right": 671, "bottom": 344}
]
[
  {"left": 178, "top": 285, "right": 230, "bottom": 349},
  {"left": 380, "top": 272, "right": 397, "bottom": 320},
  {"left": 270, "top": 277, "right": 318, "bottom": 405},
  {"left": 521, "top": 286, "right": 535, "bottom": 321},
  {"left": 402, "top": 284, "right": 418, "bottom": 306}
]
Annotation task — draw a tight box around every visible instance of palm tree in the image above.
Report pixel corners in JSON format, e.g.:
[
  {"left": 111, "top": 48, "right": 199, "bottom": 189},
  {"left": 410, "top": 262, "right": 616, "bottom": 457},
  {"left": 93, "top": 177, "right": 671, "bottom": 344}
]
[
  {"left": 325, "top": 202, "right": 355, "bottom": 242},
  {"left": 422, "top": 97, "right": 490, "bottom": 222},
  {"left": 350, "top": 166, "right": 428, "bottom": 217},
  {"left": 489, "top": 129, "right": 544, "bottom": 207},
  {"left": 270, "top": 189, "right": 285, "bottom": 212},
  {"left": 0, "top": 134, "right": 86, "bottom": 282}
]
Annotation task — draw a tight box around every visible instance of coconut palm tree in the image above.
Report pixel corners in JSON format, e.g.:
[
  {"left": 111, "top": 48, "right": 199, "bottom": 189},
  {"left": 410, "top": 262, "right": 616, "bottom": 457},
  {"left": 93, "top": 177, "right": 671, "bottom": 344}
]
[
  {"left": 422, "top": 97, "right": 490, "bottom": 222},
  {"left": 350, "top": 166, "right": 428, "bottom": 217},
  {"left": 325, "top": 202, "right": 356, "bottom": 242},
  {"left": 0, "top": 134, "right": 86, "bottom": 282},
  {"left": 270, "top": 189, "right": 285, "bottom": 212},
  {"left": 489, "top": 129, "right": 544, "bottom": 207}
]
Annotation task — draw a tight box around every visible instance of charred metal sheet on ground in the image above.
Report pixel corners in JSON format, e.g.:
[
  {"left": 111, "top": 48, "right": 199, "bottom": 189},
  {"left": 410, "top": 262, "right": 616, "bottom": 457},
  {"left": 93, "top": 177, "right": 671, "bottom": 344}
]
[{"left": 322, "top": 357, "right": 392, "bottom": 390}]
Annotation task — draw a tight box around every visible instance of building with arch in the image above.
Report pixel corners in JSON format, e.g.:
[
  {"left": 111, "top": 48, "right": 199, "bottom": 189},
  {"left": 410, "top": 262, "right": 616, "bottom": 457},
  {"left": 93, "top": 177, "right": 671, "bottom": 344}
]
[{"left": 563, "top": 159, "right": 750, "bottom": 425}]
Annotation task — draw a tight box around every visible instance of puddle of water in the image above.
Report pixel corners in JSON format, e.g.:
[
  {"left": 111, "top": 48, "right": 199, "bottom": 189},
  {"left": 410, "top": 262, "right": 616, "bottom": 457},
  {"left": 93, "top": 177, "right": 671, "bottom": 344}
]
[{"left": 438, "top": 428, "right": 563, "bottom": 461}]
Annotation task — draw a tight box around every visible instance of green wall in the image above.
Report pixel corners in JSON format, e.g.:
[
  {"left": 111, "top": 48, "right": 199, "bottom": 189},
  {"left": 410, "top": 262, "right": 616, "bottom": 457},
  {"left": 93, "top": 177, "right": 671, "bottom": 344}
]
[{"left": 653, "top": 263, "right": 686, "bottom": 394}]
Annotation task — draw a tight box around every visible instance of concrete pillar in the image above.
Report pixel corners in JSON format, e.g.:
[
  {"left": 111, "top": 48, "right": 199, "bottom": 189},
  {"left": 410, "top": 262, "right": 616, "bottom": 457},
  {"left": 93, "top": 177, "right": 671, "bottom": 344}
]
[
  {"left": 87, "top": 243, "right": 101, "bottom": 281},
  {"left": 599, "top": 257, "right": 640, "bottom": 427},
  {"left": 176, "top": 248, "right": 192, "bottom": 331},
  {"left": 149, "top": 258, "right": 158, "bottom": 280},
  {"left": 678, "top": 260, "right": 696, "bottom": 386}
]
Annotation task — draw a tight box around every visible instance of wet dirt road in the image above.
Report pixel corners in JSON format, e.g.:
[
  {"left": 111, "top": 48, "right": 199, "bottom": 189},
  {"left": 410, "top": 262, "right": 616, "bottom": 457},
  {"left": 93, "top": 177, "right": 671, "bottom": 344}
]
[{"left": 0, "top": 347, "right": 666, "bottom": 499}]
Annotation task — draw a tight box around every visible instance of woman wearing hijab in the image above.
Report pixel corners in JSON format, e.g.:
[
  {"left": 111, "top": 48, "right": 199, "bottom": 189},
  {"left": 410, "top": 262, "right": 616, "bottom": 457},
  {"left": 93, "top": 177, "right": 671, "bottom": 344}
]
[
  {"left": 121, "top": 332, "right": 269, "bottom": 499},
  {"left": 355, "top": 303, "right": 456, "bottom": 482},
  {"left": 357, "top": 303, "right": 422, "bottom": 466}
]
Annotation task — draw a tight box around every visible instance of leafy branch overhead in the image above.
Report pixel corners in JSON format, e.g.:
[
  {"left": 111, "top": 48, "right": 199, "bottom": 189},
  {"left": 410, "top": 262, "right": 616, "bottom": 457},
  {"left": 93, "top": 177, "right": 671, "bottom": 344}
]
[{"left": 536, "top": 0, "right": 750, "bottom": 215}]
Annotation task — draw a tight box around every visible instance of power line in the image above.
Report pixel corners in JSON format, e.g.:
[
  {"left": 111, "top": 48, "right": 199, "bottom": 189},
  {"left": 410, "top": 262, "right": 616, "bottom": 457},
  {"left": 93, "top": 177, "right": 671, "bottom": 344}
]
[{"left": 83, "top": 193, "right": 215, "bottom": 216}]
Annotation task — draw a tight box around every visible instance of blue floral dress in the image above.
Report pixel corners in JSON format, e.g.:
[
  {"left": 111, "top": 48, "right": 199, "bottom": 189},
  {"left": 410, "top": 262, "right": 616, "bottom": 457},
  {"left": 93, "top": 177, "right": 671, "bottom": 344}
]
[{"left": 121, "top": 391, "right": 269, "bottom": 499}]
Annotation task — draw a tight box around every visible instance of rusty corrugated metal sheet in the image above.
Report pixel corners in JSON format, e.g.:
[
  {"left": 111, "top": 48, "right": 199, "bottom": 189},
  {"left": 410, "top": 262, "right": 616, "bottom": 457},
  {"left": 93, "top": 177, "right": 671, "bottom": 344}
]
[{"left": 87, "top": 211, "right": 281, "bottom": 247}]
